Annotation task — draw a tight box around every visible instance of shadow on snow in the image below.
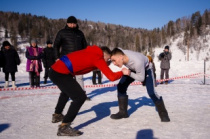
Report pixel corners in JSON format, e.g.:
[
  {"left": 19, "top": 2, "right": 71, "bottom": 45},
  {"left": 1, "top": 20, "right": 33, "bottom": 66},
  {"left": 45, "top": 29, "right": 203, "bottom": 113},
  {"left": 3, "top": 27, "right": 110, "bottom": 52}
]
[
  {"left": 87, "top": 86, "right": 117, "bottom": 99},
  {"left": 136, "top": 129, "right": 158, "bottom": 139},
  {"left": 0, "top": 123, "right": 11, "bottom": 133},
  {"left": 75, "top": 96, "right": 154, "bottom": 130}
]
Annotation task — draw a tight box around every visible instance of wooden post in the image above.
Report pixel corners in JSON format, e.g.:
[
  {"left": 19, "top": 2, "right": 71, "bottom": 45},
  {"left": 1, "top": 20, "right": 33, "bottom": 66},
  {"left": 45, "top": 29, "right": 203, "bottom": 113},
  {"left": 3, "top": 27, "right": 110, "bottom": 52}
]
[
  {"left": 204, "top": 59, "right": 206, "bottom": 85},
  {"left": 187, "top": 39, "right": 189, "bottom": 61}
]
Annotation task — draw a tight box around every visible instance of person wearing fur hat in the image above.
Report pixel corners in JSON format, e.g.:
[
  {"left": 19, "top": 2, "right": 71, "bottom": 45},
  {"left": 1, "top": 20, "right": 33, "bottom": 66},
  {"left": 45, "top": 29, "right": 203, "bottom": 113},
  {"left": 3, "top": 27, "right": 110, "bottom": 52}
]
[
  {"left": 1, "top": 41, "right": 20, "bottom": 88},
  {"left": 53, "top": 15, "right": 88, "bottom": 98},
  {"left": 158, "top": 45, "right": 172, "bottom": 84},
  {"left": 25, "top": 39, "right": 44, "bottom": 87},
  {"left": 42, "top": 40, "right": 56, "bottom": 84}
]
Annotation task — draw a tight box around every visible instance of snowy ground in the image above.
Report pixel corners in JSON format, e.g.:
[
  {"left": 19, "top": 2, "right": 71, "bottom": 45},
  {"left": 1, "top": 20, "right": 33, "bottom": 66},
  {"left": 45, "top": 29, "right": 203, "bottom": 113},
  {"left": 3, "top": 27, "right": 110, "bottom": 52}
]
[{"left": 0, "top": 45, "right": 210, "bottom": 138}]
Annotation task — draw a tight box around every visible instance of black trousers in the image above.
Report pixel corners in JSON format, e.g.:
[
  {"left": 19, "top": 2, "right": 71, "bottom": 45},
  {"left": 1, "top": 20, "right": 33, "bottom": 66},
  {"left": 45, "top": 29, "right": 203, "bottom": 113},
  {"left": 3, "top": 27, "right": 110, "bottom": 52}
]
[
  {"left": 5, "top": 72, "right": 15, "bottom": 81},
  {"left": 92, "top": 70, "right": 102, "bottom": 84},
  {"left": 44, "top": 67, "right": 50, "bottom": 79},
  {"left": 29, "top": 72, "right": 40, "bottom": 87},
  {"left": 49, "top": 68, "right": 86, "bottom": 123}
]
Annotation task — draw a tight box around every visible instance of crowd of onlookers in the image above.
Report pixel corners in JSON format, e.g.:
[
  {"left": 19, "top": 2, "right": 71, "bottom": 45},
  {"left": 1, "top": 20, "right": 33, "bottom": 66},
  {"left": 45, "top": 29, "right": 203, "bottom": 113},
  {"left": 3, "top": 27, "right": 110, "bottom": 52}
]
[
  {"left": 0, "top": 39, "right": 171, "bottom": 89},
  {"left": 0, "top": 39, "right": 55, "bottom": 88}
]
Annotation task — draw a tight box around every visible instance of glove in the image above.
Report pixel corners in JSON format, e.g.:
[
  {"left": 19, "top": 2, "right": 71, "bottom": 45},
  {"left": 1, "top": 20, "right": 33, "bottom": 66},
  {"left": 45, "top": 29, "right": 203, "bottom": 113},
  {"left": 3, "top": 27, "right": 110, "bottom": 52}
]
[{"left": 160, "top": 53, "right": 165, "bottom": 58}]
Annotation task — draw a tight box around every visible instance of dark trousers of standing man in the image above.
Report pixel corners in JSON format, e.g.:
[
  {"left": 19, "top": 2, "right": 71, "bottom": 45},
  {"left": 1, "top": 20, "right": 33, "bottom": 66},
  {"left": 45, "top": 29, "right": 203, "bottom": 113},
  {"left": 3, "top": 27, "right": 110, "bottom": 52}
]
[
  {"left": 92, "top": 70, "right": 102, "bottom": 84},
  {"left": 44, "top": 67, "right": 50, "bottom": 83},
  {"left": 49, "top": 68, "right": 87, "bottom": 123}
]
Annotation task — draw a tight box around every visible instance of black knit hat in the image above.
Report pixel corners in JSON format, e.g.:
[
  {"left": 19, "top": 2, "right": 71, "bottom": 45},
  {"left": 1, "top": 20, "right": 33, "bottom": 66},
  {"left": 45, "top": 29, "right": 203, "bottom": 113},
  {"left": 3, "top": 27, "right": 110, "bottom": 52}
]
[
  {"left": 165, "top": 45, "right": 169, "bottom": 50},
  {"left": 67, "top": 16, "right": 77, "bottom": 23},
  {"left": 46, "top": 40, "right": 53, "bottom": 44},
  {"left": 2, "top": 41, "right": 11, "bottom": 47}
]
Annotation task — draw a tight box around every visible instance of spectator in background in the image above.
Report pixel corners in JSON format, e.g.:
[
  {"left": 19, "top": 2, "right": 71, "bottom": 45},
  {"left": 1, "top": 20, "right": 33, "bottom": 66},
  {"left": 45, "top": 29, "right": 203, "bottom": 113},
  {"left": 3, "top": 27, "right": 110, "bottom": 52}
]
[
  {"left": 53, "top": 15, "right": 88, "bottom": 98},
  {"left": 25, "top": 39, "right": 44, "bottom": 87},
  {"left": 2, "top": 41, "right": 20, "bottom": 88},
  {"left": 158, "top": 46, "right": 172, "bottom": 85},
  {"left": 0, "top": 45, "right": 5, "bottom": 88},
  {"left": 147, "top": 55, "right": 157, "bottom": 87},
  {"left": 42, "top": 40, "right": 56, "bottom": 84},
  {"left": 0, "top": 48, "right": 4, "bottom": 72}
]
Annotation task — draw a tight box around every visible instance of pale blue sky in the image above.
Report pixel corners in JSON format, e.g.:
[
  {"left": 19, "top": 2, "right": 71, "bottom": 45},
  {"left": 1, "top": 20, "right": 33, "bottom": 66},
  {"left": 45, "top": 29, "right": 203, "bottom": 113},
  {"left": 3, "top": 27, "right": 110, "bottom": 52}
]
[{"left": 0, "top": 0, "right": 209, "bottom": 29}]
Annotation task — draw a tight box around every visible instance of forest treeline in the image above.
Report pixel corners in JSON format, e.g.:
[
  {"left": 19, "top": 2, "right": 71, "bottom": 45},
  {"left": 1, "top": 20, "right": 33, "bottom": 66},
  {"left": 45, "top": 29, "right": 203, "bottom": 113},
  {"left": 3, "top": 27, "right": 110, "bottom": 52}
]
[{"left": 0, "top": 9, "right": 210, "bottom": 55}]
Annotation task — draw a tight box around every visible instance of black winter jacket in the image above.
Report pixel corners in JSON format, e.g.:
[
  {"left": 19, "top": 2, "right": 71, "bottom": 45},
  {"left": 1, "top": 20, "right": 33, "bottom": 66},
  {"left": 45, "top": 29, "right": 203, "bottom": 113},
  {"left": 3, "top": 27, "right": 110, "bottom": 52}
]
[
  {"left": 53, "top": 26, "right": 87, "bottom": 59},
  {"left": 0, "top": 51, "right": 4, "bottom": 68},
  {"left": 42, "top": 47, "right": 56, "bottom": 68},
  {"left": 2, "top": 48, "right": 20, "bottom": 73}
]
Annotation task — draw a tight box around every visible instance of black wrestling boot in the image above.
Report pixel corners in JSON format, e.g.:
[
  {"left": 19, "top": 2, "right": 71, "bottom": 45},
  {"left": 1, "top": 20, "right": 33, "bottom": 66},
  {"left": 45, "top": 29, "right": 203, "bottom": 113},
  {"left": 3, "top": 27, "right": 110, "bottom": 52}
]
[
  {"left": 155, "top": 97, "right": 170, "bottom": 122},
  {"left": 110, "top": 95, "right": 129, "bottom": 119}
]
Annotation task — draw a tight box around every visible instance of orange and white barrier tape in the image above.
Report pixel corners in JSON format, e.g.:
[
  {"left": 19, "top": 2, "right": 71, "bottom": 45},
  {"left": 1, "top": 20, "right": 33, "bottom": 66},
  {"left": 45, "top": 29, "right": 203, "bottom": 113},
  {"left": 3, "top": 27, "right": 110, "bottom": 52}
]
[{"left": 0, "top": 72, "right": 207, "bottom": 92}]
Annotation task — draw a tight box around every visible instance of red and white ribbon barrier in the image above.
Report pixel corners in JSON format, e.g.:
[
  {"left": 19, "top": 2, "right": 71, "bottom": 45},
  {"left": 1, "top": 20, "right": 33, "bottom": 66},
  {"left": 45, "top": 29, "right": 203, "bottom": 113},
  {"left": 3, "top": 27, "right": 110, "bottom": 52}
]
[{"left": 0, "top": 72, "right": 207, "bottom": 92}]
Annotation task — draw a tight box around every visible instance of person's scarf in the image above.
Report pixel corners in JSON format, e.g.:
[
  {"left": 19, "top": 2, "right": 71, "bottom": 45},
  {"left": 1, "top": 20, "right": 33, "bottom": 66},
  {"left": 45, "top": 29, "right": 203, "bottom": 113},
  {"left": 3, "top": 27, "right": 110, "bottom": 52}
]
[{"left": 32, "top": 47, "right": 39, "bottom": 76}]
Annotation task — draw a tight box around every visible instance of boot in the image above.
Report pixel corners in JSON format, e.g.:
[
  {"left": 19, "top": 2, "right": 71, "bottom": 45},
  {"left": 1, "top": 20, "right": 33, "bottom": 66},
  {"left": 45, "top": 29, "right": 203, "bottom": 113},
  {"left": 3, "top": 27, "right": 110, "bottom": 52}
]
[
  {"left": 155, "top": 97, "right": 170, "bottom": 122},
  {"left": 44, "top": 78, "right": 47, "bottom": 84},
  {"left": 12, "top": 81, "right": 17, "bottom": 88},
  {"left": 52, "top": 113, "right": 64, "bottom": 123},
  {"left": 35, "top": 76, "right": 40, "bottom": 87},
  {"left": 57, "top": 123, "right": 82, "bottom": 136},
  {"left": 4, "top": 81, "right": 9, "bottom": 88},
  {"left": 30, "top": 74, "right": 35, "bottom": 88},
  {"left": 110, "top": 95, "right": 129, "bottom": 119}
]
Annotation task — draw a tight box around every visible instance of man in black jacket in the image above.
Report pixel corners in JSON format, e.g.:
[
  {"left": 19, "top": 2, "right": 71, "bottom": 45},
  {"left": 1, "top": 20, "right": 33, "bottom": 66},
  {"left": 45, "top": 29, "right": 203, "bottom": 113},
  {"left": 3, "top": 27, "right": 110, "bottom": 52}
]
[
  {"left": 54, "top": 16, "right": 87, "bottom": 59},
  {"left": 42, "top": 40, "right": 56, "bottom": 84},
  {"left": 52, "top": 16, "right": 89, "bottom": 125},
  {"left": 53, "top": 15, "right": 87, "bottom": 90}
]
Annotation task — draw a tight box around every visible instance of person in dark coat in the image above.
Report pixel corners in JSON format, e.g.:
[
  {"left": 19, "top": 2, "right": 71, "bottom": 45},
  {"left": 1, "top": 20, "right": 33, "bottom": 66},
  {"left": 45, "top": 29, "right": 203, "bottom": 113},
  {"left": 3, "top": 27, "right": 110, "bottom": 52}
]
[
  {"left": 42, "top": 40, "right": 56, "bottom": 84},
  {"left": 54, "top": 16, "right": 87, "bottom": 59},
  {"left": 2, "top": 41, "right": 20, "bottom": 88},
  {"left": 25, "top": 39, "right": 44, "bottom": 87},
  {"left": 0, "top": 49, "right": 5, "bottom": 70},
  {"left": 53, "top": 16, "right": 88, "bottom": 98},
  {"left": 158, "top": 46, "right": 172, "bottom": 84}
]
